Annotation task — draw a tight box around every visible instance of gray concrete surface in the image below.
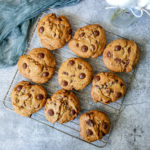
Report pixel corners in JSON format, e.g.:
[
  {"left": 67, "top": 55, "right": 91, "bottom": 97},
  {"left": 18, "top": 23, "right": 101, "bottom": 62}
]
[{"left": 0, "top": 0, "right": 150, "bottom": 150}]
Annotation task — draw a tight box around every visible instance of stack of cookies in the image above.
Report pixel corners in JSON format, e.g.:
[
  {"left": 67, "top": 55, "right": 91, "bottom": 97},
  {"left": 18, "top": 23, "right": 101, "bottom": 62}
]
[{"left": 11, "top": 13, "right": 140, "bottom": 143}]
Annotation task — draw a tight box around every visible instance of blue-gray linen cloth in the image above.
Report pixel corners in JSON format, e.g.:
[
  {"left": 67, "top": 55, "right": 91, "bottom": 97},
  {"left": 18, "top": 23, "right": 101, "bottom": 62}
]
[{"left": 0, "top": 0, "right": 80, "bottom": 68}]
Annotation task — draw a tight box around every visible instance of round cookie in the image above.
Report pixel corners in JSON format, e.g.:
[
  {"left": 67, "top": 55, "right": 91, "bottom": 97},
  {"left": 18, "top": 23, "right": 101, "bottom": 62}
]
[
  {"left": 45, "top": 89, "right": 80, "bottom": 124},
  {"left": 11, "top": 81, "right": 47, "bottom": 117},
  {"left": 79, "top": 110, "right": 110, "bottom": 142},
  {"left": 91, "top": 72, "right": 126, "bottom": 104},
  {"left": 103, "top": 39, "right": 140, "bottom": 72},
  {"left": 58, "top": 57, "right": 93, "bottom": 90},
  {"left": 17, "top": 48, "right": 56, "bottom": 84},
  {"left": 68, "top": 24, "right": 106, "bottom": 58},
  {"left": 37, "top": 13, "right": 72, "bottom": 50}
]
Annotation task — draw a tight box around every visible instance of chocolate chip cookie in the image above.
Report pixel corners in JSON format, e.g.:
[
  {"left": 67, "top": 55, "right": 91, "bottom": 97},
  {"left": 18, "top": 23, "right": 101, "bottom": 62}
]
[
  {"left": 79, "top": 110, "right": 110, "bottom": 142},
  {"left": 18, "top": 48, "right": 56, "bottom": 84},
  {"left": 68, "top": 24, "right": 106, "bottom": 58},
  {"left": 11, "top": 81, "right": 47, "bottom": 117},
  {"left": 45, "top": 89, "right": 80, "bottom": 124},
  {"left": 103, "top": 39, "right": 140, "bottom": 72},
  {"left": 91, "top": 72, "right": 126, "bottom": 104},
  {"left": 37, "top": 13, "right": 72, "bottom": 50},
  {"left": 58, "top": 58, "right": 93, "bottom": 90}
]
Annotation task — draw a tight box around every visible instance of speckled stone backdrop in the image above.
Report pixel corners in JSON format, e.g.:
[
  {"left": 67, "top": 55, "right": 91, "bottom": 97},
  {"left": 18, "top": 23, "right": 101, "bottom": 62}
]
[{"left": 0, "top": 0, "right": 150, "bottom": 150}]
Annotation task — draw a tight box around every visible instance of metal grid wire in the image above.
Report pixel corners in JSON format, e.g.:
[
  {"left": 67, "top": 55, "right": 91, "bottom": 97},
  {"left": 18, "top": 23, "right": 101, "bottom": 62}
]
[{"left": 3, "top": 9, "right": 137, "bottom": 148}]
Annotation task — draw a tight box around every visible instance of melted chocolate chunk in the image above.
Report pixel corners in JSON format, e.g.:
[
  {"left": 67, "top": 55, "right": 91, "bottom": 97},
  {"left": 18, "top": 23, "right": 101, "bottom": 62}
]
[
  {"left": 69, "top": 60, "right": 75, "bottom": 65},
  {"left": 36, "top": 94, "right": 44, "bottom": 100},
  {"left": 43, "top": 72, "right": 49, "bottom": 77},
  {"left": 23, "top": 63, "right": 27, "bottom": 69},
  {"left": 86, "top": 119, "right": 94, "bottom": 127},
  {"left": 48, "top": 109, "right": 54, "bottom": 116},
  {"left": 81, "top": 45, "right": 88, "bottom": 52},
  {"left": 79, "top": 73, "right": 86, "bottom": 79},
  {"left": 62, "top": 80, "right": 68, "bottom": 86},
  {"left": 93, "top": 30, "right": 99, "bottom": 36},
  {"left": 115, "top": 45, "right": 121, "bottom": 51},
  {"left": 38, "top": 53, "right": 45, "bottom": 58},
  {"left": 86, "top": 129, "right": 93, "bottom": 136},
  {"left": 70, "top": 109, "right": 76, "bottom": 116},
  {"left": 102, "top": 122, "right": 108, "bottom": 129},
  {"left": 94, "top": 76, "right": 100, "bottom": 81},
  {"left": 39, "top": 27, "right": 44, "bottom": 33},
  {"left": 16, "top": 85, "right": 23, "bottom": 92}
]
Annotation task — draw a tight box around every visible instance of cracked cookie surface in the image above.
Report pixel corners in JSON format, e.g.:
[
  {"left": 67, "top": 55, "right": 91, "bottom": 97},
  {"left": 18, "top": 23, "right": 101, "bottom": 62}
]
[
  {"left": 11, "top": 81, "right": 47, "bottom": 117},
  {"left": 91, "top": 72, "right": 126, "bottom": 104},
  {"left": 37, "top": 13, "right": 72, "bottom": 50},
  {"left": 58, "top": 57, "right": 93, "bottom": 90},
  {"left": 45, "top": 89, "right": 80, "bottom": 124},
  {"left": 68, "top": 24, "right": 106, "bottom": 58},
  {"left": 79, "top": 110, "right": 110, "bottom": 142},
  {"left": 17, "top": 48, "right": 56, "bottom": 84},
  {"left": 103, "top": 39, "right": 140, "bottom": 72}
]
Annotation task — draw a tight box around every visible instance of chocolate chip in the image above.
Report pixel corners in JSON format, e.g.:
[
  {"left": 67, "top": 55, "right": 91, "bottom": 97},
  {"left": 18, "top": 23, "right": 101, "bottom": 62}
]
[
  {"left": 68, "top": 29, "right": 72, "bottom": 34},
  {"left": 86, "top": 119, "right": 94, "bottom": 127},
  {"left": 86, "top": 129, "right": 93, "bottom": 136},
  {"left": 62, "top": 80, "right": 68, "bottom": 86},
  {"left": 38, "top": 53, "right": 44, "bottom": 58},
  {"left": 127, "top": 47, "right": 131, "bottom": 54},
  {"left": 70, "top": 109, "right": 76, "bottom": 116},
  {"left": 102, "top": 122, "right": 108, "bottom": 129},
  {"left": 79, "top": 73, "right": 86, "bottom": 79},
  {"left": 93, "top": 30, "right": 99, "bottom": 36},
  {"left": 48, "top": 109, "right": 54, "bottom": 116},
  {"left": 42, "top": 72, "right": 49, "bottom": 77},
  {"left": 116, "top": 92, "right": 122, "bottom": 98},
  {"left": 36, "top": 94, "right": 44, "bottom": 100},
  {"left": 23, "top": 63, "right": 27, "bottom": 69},
  {"left": 114, "top": 58, "right": 122, "bottom": 63},
  {"left": 69, "top": 60, "right": 75, "bottom": 65},
  {"left": 81, "top": 45, "right": 88, "bottom": 52},
  {"left": 101, "top": 131, "right": 105, "bottom": 136},
  {"left": 39, "top": 27, "right": 44, "bottom": 33},
  {"left": 80, "top": 32, "right": 85, "bottom": 37},
  {"left": 16, "top": 85, "right": 23, "bottom": 92},
  {"left": 115, "top": 45, "right": 121, "bottom": 51},
  {"left": 63, "top": 72, "right": 68, "bottom": 75},
  {"left": 76, "top": 43, "right": 79, "bottom": 47},
  {"left": 94, "top": 76, "right": 100, "bottom": 81},
  {"left": 78, "top": 65, "right": 82, "bottom": 69},
  {"left": 56, "top": 17, "right": 62, "bottom": 21},
  {"left": 120, "top": 83, "right": 124, "bottom": 87},
  {"left": 107, "top": 51, "right": 111, "bottom": 57}
]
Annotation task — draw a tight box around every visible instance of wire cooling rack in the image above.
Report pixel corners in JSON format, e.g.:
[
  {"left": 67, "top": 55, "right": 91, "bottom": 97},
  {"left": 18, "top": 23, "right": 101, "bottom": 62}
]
[{"left": 3, "top": 9, "right": 140, "bottom": 148}]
